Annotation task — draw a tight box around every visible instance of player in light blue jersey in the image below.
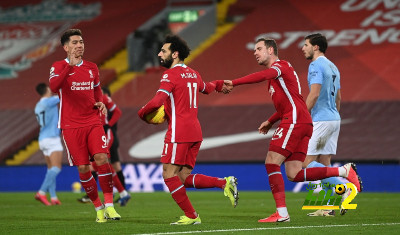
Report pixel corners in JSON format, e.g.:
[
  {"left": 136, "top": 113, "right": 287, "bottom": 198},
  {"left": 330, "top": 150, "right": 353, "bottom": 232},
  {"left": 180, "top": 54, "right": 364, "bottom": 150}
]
[
  {"left": 301, "top": 33, "right": 356, "bottom": 217},
  {"left": 307, "top": 57, "right": 340, "bottom": 123},
  {"left": 34, "top": 83, "right": 63, "bottom": 206}
]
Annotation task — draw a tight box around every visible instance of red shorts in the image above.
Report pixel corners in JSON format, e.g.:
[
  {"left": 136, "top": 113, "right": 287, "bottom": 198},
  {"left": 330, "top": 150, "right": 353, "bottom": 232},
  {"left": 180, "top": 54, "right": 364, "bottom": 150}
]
[
  {"left": 62, "top": 125, "right": 109, "bottom": 166},
  {"left": 269, "top": 123, "right": 313, "bottom": 162},
  {"left": 160, "top": 142, "right": 201, "bottom": 168}
]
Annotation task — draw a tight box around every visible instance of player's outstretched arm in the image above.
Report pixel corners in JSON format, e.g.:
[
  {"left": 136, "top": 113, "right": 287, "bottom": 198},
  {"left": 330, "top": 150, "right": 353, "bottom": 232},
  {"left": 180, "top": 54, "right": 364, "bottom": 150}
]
[
  {"left": 231, "top": 68, "right": 278, "bottom": 87},
  {"left": 201, "top": 80, "right": 230, "bottom": 94},
  {"left": 201, "top": 81, "right": 217, "bottom": 94}
]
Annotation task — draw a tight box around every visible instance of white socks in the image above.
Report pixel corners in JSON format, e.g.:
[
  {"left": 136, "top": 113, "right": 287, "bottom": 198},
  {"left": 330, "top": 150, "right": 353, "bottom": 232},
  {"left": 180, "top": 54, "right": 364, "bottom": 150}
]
[{"left": 277, "top": 207, "right": 289, "bottom": 217}]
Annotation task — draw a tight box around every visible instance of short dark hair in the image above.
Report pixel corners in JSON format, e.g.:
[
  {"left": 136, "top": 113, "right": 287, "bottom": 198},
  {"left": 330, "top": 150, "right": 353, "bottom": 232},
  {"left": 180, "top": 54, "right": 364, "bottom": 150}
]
[
  {"left": 102, "top": 87, "right": 111, "bottom": 96},
  {"left": 256, "top": 38, "right": 278, "bottom": 56},
  {"left": 60, "top": 29, "right": 82, "bottom": 46},
  {"left": 164, "top": 34, "right": 190, "bottom": 61},
  {"left": 305, "top": 33, "right": 327, "bottom": 53},
  {"left": 36, "top": 83, "right": 48, "bottom": 96}
]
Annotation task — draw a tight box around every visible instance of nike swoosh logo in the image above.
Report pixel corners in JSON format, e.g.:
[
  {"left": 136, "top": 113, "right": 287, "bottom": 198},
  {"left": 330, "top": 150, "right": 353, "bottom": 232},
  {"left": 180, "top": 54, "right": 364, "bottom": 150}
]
[
  {"left": 129, "top": 118, "right": 353, "bottom": 159},
  {"left": 129, "top": 130, "right": 275, "bottom": 159},
  {"left": 69, "top": 72, "right": 75, "bottom": 75}
]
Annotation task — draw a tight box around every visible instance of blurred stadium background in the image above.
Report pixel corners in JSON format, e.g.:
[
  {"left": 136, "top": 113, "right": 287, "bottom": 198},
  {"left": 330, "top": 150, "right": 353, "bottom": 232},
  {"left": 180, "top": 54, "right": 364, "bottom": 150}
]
[{"left": 1, "top": 0, "right": 399, "bottom": 193}]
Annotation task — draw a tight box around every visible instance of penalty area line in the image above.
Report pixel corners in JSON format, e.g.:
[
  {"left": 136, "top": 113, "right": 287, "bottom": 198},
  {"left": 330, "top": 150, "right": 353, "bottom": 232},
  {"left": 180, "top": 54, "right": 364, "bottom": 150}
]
[{"left": 133, "top": 222, "right": 400, "bottom": 235}]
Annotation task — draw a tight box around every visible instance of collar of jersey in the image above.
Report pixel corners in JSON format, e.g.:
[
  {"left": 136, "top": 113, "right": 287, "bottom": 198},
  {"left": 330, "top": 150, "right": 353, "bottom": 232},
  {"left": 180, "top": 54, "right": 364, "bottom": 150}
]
[
  {"left": 172, "top": 63, "right": 186, "bottom": 68},
  {"left": 64, "top": 58, "right": 83, "bottom": 67},
  {"left": 315, "top": 55, "right": 327, "bottom": 61}
]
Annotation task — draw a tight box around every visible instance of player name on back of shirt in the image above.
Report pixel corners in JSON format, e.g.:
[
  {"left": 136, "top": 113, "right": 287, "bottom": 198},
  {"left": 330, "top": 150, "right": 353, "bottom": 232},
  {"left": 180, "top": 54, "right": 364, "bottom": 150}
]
[{"left": 180, "top": 73, "right": 198, "bottom": 79}]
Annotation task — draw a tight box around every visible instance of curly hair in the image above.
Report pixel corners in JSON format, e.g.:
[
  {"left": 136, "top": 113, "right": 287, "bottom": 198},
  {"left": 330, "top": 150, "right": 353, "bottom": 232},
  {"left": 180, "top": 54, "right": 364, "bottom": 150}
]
[{"left": 164, "top": 35, "right": 191, "bottom": 61}]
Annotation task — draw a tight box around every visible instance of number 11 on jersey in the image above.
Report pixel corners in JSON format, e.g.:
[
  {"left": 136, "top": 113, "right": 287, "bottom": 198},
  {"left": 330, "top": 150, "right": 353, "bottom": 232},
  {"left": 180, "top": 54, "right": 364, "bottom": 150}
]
[{"left": 187, "top": 82, "right": 197, "bottom": 108}]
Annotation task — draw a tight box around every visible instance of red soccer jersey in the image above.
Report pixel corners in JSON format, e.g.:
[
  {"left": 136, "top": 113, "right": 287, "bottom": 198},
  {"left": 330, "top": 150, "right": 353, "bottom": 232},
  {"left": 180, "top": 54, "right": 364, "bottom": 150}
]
[
  {"left": 158, "top": 64, "right": 210, "bottom": 142},
  {"left": 49, "top": 59, "right": 103, "bottom": 129},
  {"left": 233, "top": 60, "right": 312, "bottom": 124}
]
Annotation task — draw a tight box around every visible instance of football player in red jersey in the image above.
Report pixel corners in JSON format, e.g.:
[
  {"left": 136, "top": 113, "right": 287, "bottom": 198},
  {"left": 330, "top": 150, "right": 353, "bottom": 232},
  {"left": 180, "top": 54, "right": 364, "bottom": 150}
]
[
  {"left": 49, "top": 29, "right": 120, "bottom": 222},
  {"left": 78, "top": 87, "right": 131, "bottom": 206},
  {"left": 221, "top": 38, "right": 362, "bottom": 223},
  {"left": 138, "top": 35, "right": 239, "bottom": 225}
]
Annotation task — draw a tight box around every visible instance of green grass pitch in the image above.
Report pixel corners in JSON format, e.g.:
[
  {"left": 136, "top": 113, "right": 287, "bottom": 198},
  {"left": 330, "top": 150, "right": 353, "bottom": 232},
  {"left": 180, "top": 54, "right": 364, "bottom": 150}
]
[{"left": 1, "top": 191, "right": 399, "bottom": 234}]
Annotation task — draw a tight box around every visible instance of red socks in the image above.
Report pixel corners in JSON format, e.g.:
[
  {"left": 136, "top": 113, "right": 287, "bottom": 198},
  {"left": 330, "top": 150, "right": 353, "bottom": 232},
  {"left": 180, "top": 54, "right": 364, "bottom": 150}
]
[
  {"left": 97, "top": 163, "right": 114, "bottom": 205},
  {"left": 91, "top": 161, "right": 124, "bottom": 193},
  {"left": 164, "top": 176, "right": 197, "bottom": 219},
  {"left": 265, "top": 164, "right": 286, "bottom": 208},
  {"left": 293, "top": 167, "right": 339, "bottom": 182},
  {"left": 184, "top": 174, "right": 225, "bottom": 189},
  {"left": 79, "top": 171, "right": 102, "bottom": 208},
  {"left": 110, "top": 164, "right": 125, "bottom": 193}
]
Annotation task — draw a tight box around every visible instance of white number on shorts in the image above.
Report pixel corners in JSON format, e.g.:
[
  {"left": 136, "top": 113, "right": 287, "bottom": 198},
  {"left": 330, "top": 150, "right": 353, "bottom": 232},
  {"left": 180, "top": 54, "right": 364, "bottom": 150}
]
[
  {"left": 273, "top": 127, "right": 284, "bottom": 140},
  {"left": 101, "top": 135, "right": 107, "bottom": 148}
]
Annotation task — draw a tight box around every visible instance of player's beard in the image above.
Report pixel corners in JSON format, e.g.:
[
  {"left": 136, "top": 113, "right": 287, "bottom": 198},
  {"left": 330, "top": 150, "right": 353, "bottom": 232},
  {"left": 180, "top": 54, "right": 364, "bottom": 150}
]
[
  {"left": 160, "top": 55, "right": 173, "bottom": 68},
  {"left": 305, "top": 50, "right": 313, "bottom": 60}
]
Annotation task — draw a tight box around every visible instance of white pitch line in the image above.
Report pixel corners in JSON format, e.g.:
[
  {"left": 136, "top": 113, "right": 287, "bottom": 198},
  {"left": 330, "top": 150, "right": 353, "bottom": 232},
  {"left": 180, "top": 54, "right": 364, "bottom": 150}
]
[{"left": 132, "top": 222, "right": 400, "bottom": 235}]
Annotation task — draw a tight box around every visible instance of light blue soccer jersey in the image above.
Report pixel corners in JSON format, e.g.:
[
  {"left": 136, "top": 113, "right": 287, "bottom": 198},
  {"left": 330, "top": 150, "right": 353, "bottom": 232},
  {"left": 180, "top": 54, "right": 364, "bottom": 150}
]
[
  {"left": 308, "top": 56, "right": 341, "bottom": 121},
  {"left": 34, "top": 96, "right": 61, "bottom": 141}
]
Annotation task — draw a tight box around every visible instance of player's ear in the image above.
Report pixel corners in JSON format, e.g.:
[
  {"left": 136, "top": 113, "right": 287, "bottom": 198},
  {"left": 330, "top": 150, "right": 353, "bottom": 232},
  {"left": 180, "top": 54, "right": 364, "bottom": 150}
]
[
  {"left": 172, "top": 51, "right": 178, "bottom": 59},
  {"left": 267, "top": 46, "right": 273, "bottom": 55},
  {"left": 63, "top": 44, "right": 68, "bottom": 52}
]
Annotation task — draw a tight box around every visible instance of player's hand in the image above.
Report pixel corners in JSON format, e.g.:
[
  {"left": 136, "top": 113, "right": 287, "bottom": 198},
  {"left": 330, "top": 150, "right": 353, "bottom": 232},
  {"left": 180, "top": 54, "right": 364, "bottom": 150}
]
[
  {"left": 221, "top": 80, "right": 233, "bottom": 94},
  {"left": 258, "top": 120, "right": 273, "bottom": 134},
  {"left": 68, "top": 48, "right": 81, "bottom": 66},
  {"left": 94, "top": 102, "right": 107, "bottom": 115}
]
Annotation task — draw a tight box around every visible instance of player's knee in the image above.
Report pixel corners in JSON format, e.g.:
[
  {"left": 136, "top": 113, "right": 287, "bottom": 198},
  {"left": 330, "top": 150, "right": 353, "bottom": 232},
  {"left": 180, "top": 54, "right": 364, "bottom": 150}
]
[
  {"left": 93, "top": 153, "right": 108, "bottom": 165},
  {"left": 302, "top": 160, "right": 311, "bottom": 168},
  {"left": 162, "top": 166, "right": 179, "bottom": 179},
  {"left": 285, "top": 169, "right": 299, "bottom": 182},
  {"left": 77, "top": 165, "right": 90, "bottom": 173},
  {"left": 162, "top": 171, "right": 174, "bottom": 179},
  {"left": 287, "top": 174, "right": 296, "bottom": 182}
]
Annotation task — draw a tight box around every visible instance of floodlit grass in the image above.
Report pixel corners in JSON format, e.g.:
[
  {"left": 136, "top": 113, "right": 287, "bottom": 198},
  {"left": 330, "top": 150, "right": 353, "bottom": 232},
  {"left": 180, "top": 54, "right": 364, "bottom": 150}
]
[{"left": 0, "top": 191, "right": 399, "bottom": 234}]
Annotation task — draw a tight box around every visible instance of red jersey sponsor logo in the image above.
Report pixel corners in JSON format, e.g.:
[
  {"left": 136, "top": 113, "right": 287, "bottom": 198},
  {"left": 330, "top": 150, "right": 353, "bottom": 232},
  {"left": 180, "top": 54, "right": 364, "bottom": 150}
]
[{"left": 71, "top": 81, "right": 94, "bottom": 91}]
